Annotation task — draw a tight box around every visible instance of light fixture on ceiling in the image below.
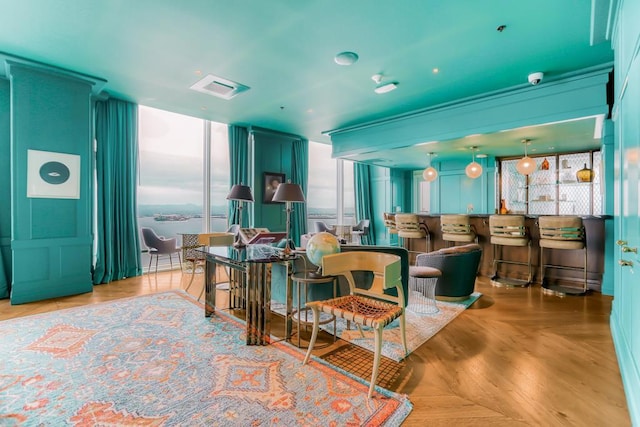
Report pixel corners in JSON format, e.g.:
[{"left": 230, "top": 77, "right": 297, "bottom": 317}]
[
  {"left": 465, "top": 146, "right": 483, "bottom": 179},
  {"left": 371, "top": 73, "right": 398, "bottom": 94},
  {"left": 423, "top": 153, "right": 438, "bottom": 182},
  {"left": 334, "top": 51, "right": 359, "bottom": 66},
  {"left": 516, "top": 138, "right": 537, "bottom": 175}
]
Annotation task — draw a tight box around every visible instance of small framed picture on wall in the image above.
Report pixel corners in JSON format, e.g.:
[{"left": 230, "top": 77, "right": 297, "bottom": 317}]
[
  {"left": 263, "top": 172, "right": 285, "bottom": 204},
  {"left": 26, "top": 149, "right": 81, "bottom": 199}
]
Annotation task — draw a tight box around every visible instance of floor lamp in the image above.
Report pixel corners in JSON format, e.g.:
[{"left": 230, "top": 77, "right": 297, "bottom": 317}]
[
  {"left": 226, "top": 184, "right": 254, "bottom": 247},
  {"left": 272, "top": 181, "right": 305, "bottom": 258}
]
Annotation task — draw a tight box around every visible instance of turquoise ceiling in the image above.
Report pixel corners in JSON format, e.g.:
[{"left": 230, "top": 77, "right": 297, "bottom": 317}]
[{"left": 0, "top": 0, "right": 613, "bottom": 166}]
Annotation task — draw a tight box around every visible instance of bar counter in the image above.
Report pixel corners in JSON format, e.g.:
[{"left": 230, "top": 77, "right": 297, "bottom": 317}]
[{"left": 396, "top": 214, "right": 609, "bottom": 292}]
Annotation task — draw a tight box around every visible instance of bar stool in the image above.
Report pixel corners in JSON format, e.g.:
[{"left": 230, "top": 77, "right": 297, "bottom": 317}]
[
  {"left": 395, "top": 213, "right": 429, "bottom": 252},
  {"left": 489, "top": 215, "right": 532, "bottom": 287},
  {"left": 407, "top": 266, "right": 441, "bottom": 314},
  {"left": 441, "top": 214, "right": 477, "bottom": 247},
  {"left": 538, "top": 216, "right": 588, "bottom": 296}
]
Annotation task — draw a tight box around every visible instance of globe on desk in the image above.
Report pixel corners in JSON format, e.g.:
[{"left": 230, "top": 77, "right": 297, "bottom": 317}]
[{"left": 306, "top": 232, "right": 341, "bottom": 277}]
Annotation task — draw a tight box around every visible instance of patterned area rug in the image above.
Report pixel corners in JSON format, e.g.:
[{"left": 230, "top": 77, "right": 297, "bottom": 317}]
[
  {"left": 0, "top": 291, "right": 412, "bottom": 426},
  {"left": 274, "top": 292, "right": 481, "bottom": 362},
  {"left": 318, "top": 292, "right": 481, "bottom": 362}
]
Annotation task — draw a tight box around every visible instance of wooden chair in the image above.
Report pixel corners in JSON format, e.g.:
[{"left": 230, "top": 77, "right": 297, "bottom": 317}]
[{"left": 302, "top": 251, "right": 406, "bottom": 398}]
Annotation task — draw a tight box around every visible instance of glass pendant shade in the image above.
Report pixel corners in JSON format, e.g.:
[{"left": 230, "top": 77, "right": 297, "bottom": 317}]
[
  {"left": 423, "top": 166, "right": 438, "bottom": 182},
  {"left": 516, "top": 156, "right": 536, "bottom": 175},
  {"left": 465, "top": 161, "right": 483, "bottom": 179}
]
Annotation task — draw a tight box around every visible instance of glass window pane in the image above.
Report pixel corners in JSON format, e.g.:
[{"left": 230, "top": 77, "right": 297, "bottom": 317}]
[
  {"left": 210, "top": 122, "right": 230, "bottom": 231},
  {"left": 343, "top": 160, "right": 355, "bottom": 225},
  {"left": 138, "top": 105, "right": 204, "bottom": 271},
  {"left": 307, "top": 141, "right": 337, "bottom": 230}
]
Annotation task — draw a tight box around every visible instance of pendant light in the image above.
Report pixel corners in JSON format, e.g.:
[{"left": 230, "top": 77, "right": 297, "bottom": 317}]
[
  {"left": 465, "top": 146, "right": 483, "bottom": 179},
  {"left": 422, "top": 152, "right": 438, "bottom": 182},
  {"left": 516, "top": 138, "right": 537, "bottom": 175}
]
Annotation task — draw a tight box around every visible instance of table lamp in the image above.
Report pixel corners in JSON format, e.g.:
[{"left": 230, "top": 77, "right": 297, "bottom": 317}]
[
  {"left": 226, "top": 184, "right": 254, "bottom": 247},
  {"left": 272, "top": 180, "right": 305, "bottom": 258}
]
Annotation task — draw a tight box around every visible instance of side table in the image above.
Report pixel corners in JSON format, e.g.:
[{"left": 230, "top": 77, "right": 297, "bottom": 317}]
[
  {"left": 407, "top": 266, "right": 441, "bottom": 314},
  {"left": 290, "top": 272, "right": 338, "bottom": 348}
]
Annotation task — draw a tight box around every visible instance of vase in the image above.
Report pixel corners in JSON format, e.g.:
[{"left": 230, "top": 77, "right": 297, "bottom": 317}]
[
  {"left": 500, "top": 199, "right": 508, "bottom": 214},
  {"left": 576, "top": 163, "right": 594, "bottom": 182}
]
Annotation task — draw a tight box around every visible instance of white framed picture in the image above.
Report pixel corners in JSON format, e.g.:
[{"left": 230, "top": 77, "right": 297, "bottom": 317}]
[{"left": 27, "top": 150, "right": 81, "bottom": 199}]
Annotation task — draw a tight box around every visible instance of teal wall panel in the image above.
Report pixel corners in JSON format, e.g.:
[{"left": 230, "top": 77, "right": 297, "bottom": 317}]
[
  {"left": 252, "top": 130, "right": 293, "bottom": 232},
  {"left": 8, "top": 63, "right": 94, "bottom": 304},
  {"left": 0, "top": 78, "right": 10, "bottom": 298},
  {"left": 430, "top": 157, "right": 494, "bottom": 214},
  {"left": 369, "top": 166, "right": 392, "bottom": 245},
  {"left": 610, "top": 0, "right": 640, "bottom": 424}
]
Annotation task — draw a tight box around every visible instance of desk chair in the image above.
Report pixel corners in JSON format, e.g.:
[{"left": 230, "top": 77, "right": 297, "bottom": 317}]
[
  {"left": 489, "top": 215, "right": 532, "bottom": 287},
  {"left": 303, "top": 251, "right": 406, "bottom": 399},
  {"left": 538, "top": 216, "right": 588, "bottom": 296}
]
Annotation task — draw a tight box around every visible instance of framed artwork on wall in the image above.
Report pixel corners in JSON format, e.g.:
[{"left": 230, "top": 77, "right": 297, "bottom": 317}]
[
  {"left": 27, "top": 149, "right": 81, "bottom": 199},
  {"left": 263, "top": 172, "right": 285, "bottom": 204}
]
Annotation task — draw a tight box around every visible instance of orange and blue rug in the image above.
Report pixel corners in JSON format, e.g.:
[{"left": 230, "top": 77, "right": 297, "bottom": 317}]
[{"left": 0, "top": 290, "right": 412, "bottom": 426}]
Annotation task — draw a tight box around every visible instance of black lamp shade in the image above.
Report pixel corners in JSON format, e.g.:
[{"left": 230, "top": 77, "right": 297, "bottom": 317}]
[
  {"left": 227, "top": 184, "right": 254, "bottom": 202},
  {"left": 272, "top": 182, "right": 305, "bottom": 203}
]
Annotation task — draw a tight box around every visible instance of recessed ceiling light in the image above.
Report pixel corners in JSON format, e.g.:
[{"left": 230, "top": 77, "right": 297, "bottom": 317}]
[
  {"left": 476, "top": 153, "right": 488, "bottom": 158},
  {"left": 334, "top": 51, "right": 359, "bottom": 66},
  {"left": 432, "top": 68, "right": 439, "bottom": 74},
  {"left": 374, "top": 82, "right": 398, "bottom": 94}
]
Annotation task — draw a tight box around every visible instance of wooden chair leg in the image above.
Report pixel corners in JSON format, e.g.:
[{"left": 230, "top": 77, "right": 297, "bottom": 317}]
[
  {"left": 399, "top": 313, "right": 408, "bottom": 356},
  {"left": 369, "top": 326, "right": 383, "bottom": 398},
  {"left": 303, "top": 306, "right": 321, "bottom": 365}
]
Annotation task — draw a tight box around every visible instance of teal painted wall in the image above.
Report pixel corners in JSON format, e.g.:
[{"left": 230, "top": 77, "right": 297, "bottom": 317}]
[
  {"left": 0, "top": 78, "right": 10, "bottom": 298},
  {"left": 429, "top": 157, "right": 495, "bottom": 214},
  {"left": 609, "top": 0, "right": 640, "bottom": 424},
  {"left": 251, "top": 130, "right": 293, "bottom": 233},
  {"left": 8, "top": 63, "right": 94, "bottom": 304}
]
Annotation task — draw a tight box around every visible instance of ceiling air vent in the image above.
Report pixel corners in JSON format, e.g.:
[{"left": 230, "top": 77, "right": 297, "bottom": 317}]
[{"left": 190, "top": 74, "right": 250, "bottom": 100}]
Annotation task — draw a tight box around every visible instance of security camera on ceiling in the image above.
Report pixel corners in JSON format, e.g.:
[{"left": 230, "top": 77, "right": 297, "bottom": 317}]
[{"left": 528, "top": 72, "right": 544, "bottom": 85}]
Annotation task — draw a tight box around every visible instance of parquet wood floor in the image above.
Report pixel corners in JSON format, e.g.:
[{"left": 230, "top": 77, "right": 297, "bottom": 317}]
[{"left": 0, "top": 271, "right": 630, "bottom": 426}]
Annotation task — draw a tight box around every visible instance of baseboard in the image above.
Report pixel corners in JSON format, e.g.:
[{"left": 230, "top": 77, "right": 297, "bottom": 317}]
[{"left": 610, "top": 308, "right": 639, "bottom": 426}]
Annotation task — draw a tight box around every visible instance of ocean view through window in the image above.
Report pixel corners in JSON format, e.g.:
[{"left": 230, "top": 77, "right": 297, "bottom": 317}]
[
  {"left": 137, "top": 106, "right": 229, "bottom": 271},
  {"left": 307, "top": 141, "right": 355, "bottom": 231}
]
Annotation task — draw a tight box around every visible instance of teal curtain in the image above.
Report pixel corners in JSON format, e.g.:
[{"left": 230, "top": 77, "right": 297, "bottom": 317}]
[
  {"left": 93, "top": 99, "right": 142, "bottom": 284},
  {"left": 354, "top": 162, "right": 376, "bottom": 245},
  {"left": 0, "top": 247, "right": 7, "bottom": 298},
  {"left": 227, "top": 125, "right": 250, "bottom": 227},
  {"left": 291, "top": 139, "right": 308, "bottom": 245}
]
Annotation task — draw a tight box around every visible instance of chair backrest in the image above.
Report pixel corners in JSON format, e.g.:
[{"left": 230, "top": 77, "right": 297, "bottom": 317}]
[
  {"left": 538, "top": 216, "right": 585, "bottom": 241},
  {"left": 314, "top": 221, "right": 335, "bottom": 234},
  {"left": 353, "top": 219, "right": 370, "bottom": 232},
  {"left": 141, "top": 227, "right": 160, "bottom": 249},
  {"left": 322, "top": 251, "right": 403, "bottom": 305},
  {"left": 395, "top": 213, "right": 420, "bottom": 232},
  {"left": 441, "top": 214, "right": 472, "bottom": 234},
  {"left": 383, "top": 212, "right": 396, "bottom": 229},
  {"left": 489, "top": 215, "right": 527, "bottom": 238}
]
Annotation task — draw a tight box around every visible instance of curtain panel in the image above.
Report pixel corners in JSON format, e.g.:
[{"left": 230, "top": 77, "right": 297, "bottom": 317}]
[
  {"left": 92, "top": 99, "right": 142, "bottom": 284},
  {"left": 291, "top": 138, "right": 308, "bottom": 245},
  {"left": 354, "top": 162, "right": 376, "bottom": 245},
  {"left": 227, "top": 125, "right": 250, "bottom": 227}
]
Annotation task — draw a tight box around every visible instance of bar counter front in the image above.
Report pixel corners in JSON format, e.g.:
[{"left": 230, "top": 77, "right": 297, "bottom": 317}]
[{"left": 395, "top": 214, "right": 608, "bottom": 292}]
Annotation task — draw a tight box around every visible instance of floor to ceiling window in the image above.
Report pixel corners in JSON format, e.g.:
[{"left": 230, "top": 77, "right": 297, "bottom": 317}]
[
  {"left": 307, "top": 141, "right": 355, "bottom": 231},
  {"left": 137, "top": 105, "right": 229, "bottom": 271}
]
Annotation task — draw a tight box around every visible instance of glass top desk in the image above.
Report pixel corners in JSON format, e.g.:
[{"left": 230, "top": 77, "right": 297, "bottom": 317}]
[{"left": 199, "top": 245, "right": 295, "bottom": 345}]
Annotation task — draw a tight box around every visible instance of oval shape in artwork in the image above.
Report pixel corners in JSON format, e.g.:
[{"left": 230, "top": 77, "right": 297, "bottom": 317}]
[{"left": 39, "top": 161, "right": 70, "bottom": 185}]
